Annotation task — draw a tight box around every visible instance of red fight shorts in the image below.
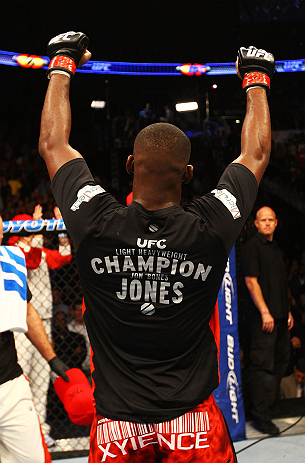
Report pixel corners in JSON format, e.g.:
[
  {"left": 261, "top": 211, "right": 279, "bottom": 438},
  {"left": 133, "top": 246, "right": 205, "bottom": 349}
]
[{"left": 88, "top": 394, "right": 237, "bottom": 462}]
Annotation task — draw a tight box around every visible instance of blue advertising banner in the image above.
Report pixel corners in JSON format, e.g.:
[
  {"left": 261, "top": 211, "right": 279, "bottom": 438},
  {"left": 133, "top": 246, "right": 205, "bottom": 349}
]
[{"left": 214, "top": 246, "right": 246, "bottom": 441}]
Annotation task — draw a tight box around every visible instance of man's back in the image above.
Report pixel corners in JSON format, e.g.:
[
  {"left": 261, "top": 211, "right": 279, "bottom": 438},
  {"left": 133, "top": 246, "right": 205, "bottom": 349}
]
[{"left": 52, "top": 158, "right": 258, "bottom": 422}]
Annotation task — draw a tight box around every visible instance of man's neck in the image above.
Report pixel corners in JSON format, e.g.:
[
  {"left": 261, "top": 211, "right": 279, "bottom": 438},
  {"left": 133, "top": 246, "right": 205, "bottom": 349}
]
[
  {"left": 132, "top": 198, "right": 179, "bottom": 210},
  {"left": 259, "top": 232, "right": 274, "bottom": 242},
  {"left": 132, "top": 178, "right": 182, "bottom": 210}
]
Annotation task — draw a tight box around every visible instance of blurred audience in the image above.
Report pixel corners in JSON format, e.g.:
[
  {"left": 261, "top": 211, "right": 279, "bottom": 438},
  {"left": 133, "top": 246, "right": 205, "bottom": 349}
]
[
  {"left": 159, "top": 105, "right": 174, "bottom": 124},
  {"left": 281, "top": 358, "right": 305, "bottom": 399},
  {"left": 52, "top": 311, "right": 87, "bottom": 370},
  {"left": 52, "top": 287, "right": 70, "bottom": 319},
  {"left": 67, "top": 301, "right": 91, "bottom": 383}
]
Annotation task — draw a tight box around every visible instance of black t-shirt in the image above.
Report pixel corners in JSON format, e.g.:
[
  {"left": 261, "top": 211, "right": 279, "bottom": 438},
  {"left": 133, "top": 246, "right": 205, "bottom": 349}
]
[
  {"left": 52, "top": 158, "right": 257, "bottom": 422},
  {"left": 242, "top": 232, "right": 289, "bottom": 320},
  {"left": 0, "top": 285, "right": 32, "bottom": 385}
]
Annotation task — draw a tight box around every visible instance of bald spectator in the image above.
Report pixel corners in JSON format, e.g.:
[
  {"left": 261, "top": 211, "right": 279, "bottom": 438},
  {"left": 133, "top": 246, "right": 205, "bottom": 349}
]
[{"left": 242, "top": 206, "right": 294, "bottom": 436}]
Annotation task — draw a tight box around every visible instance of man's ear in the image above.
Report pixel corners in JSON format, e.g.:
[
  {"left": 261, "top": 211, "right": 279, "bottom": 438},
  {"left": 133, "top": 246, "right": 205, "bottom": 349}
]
[
  {"left": 126, "top": 155, "right": 134, "bottom": 175},
  {"left": 182, "top": 165, "right": 193, "bottom": 184}
]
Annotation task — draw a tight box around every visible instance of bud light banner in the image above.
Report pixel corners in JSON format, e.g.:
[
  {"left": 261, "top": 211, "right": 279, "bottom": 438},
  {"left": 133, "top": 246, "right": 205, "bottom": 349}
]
[{"left": 214, "top": 246, "right": 246, "bottom": 441}]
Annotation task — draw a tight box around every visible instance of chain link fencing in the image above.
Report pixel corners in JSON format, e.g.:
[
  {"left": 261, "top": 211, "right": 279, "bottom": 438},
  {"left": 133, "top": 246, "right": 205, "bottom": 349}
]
[{"left": 3, "top": 222, "right": 90, "bottom": 458}]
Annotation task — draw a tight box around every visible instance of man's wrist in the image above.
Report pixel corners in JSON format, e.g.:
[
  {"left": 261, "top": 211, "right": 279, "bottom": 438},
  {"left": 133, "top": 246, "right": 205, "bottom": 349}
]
[
  {"left": 261, "top": 309, "right": 270, "bottom": 315},
  {"left": 243, "top": 72, "right": 270, "bottom": 93},
  {"left": 47, "top": 55, "right": 76, "bottom": 79},
  {"left": 48, "top": 69, "right": 71, "bottom": 79}
]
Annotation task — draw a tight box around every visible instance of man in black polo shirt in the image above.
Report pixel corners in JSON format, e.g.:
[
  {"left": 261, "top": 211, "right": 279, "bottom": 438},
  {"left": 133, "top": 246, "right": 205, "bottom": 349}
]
[{"left": 242, "top": 206, "right": 294, "bottom": 436}]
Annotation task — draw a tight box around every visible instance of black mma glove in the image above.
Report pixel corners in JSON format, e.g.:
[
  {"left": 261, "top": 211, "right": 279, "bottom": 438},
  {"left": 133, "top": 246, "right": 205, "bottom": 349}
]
[
  {"left": 47, "top": 31, "right": 89, "bottom": 79},
  {"left": 49, "top": 356, "right": 69, "bottom": 382},
  {"left": 237, "top": 46, "right": 275, "bottom": 94}
]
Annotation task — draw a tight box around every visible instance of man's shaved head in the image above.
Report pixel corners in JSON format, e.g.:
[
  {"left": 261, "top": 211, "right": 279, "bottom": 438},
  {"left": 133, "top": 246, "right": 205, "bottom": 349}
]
[
  {"left": 126, "top": 122, "right": 193, "bottom": 208},
  {"left": 255, "top": 206, "right": 277, "bottom": 241},
  {"left": 133, "top": 122, "right": 191, "bottom": 176}
]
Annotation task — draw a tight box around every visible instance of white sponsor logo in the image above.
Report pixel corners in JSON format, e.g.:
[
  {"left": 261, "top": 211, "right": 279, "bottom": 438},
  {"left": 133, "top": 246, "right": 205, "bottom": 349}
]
[
  {"left": 71, "top": 185, "right": 105, "bottom": 211},
  {"left": 141, "top": 303, "right": 155, "bottom": 315},
  {"left": 211, "top": 188, "right": 241, "bottom": 219},
  {"left": 98, "top": 433, "right": 209, "bottom": 460},
  {"left": 49, "top": 32, "right": 76, "bottom": 44},
  {"left": 148, "top": 224, "right": 159, "bottom": 232},
  {"left": 98, "top": 418, "right": 111, "bottom": 425},
  {"left": 137, "top": 238, "right": 166, "bottom": 249},
  {"left": 3, "top": 218, "right": 66, "bottom": 233},
  {"left": 222, "top": 260, "right": 234, "bottom": 325},
  {"left": 97, "top": 412, "right": 210, "bottom": 460},
  {"left": 246, "top": 48, "right": 273, "bottom": 61},
  {"left": 227, "top": 334, "right": 239, "bottom": 423}
]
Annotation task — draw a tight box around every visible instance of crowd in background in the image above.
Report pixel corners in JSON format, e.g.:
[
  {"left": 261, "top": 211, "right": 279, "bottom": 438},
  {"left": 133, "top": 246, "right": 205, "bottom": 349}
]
[
  {"left": 2, "top": 105, "right": 305, "bottom": 275},
  {"left": 268, "top": 131, "right": 305, "bottom": 196},
  {"left": 240, "top": 0, "right": 305, "bottom": 23},
  {"left": 2, "top": 104, "right": 305, "bottom": 215},
  {"left": 2, "top": 104, "right": 305, "bottom": 265}
]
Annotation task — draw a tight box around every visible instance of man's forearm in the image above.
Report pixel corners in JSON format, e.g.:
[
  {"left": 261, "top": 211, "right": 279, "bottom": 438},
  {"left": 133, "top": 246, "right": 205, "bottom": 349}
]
[
  {"left": 38, "top": 74, "right": 82, "bottom": 181},
  {"left": 25, "top": 302, "right": 55, "bottom": 362},
  {"left": 232, "top": 46, "right": 274, "bottom": 184},
  {"left": 234, "top": 87, "right": 271, "bottom": 184},
  {"left": 245, "top": 276, "right": 270, "bottom": 315},
  {"left": 242, "top": 88, "right": 271, "bottom": 162},
  {"left": 245, "top": 276, "right": 275, "bottom": 332},
  {"left": 39, "top": 74, "right": 71, "bottom": 151}
]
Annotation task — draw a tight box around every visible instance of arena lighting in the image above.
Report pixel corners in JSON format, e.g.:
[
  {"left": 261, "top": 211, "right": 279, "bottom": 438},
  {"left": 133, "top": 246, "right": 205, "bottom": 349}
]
[
  {"left": 1, "top": 49, "right": 305, "bottom": 75},
  {"left": 175, "top": 102, "right": 198, "bottom": 112},
  {"left": 91, "top": 100, "right": 106, "bottom": 109}
]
